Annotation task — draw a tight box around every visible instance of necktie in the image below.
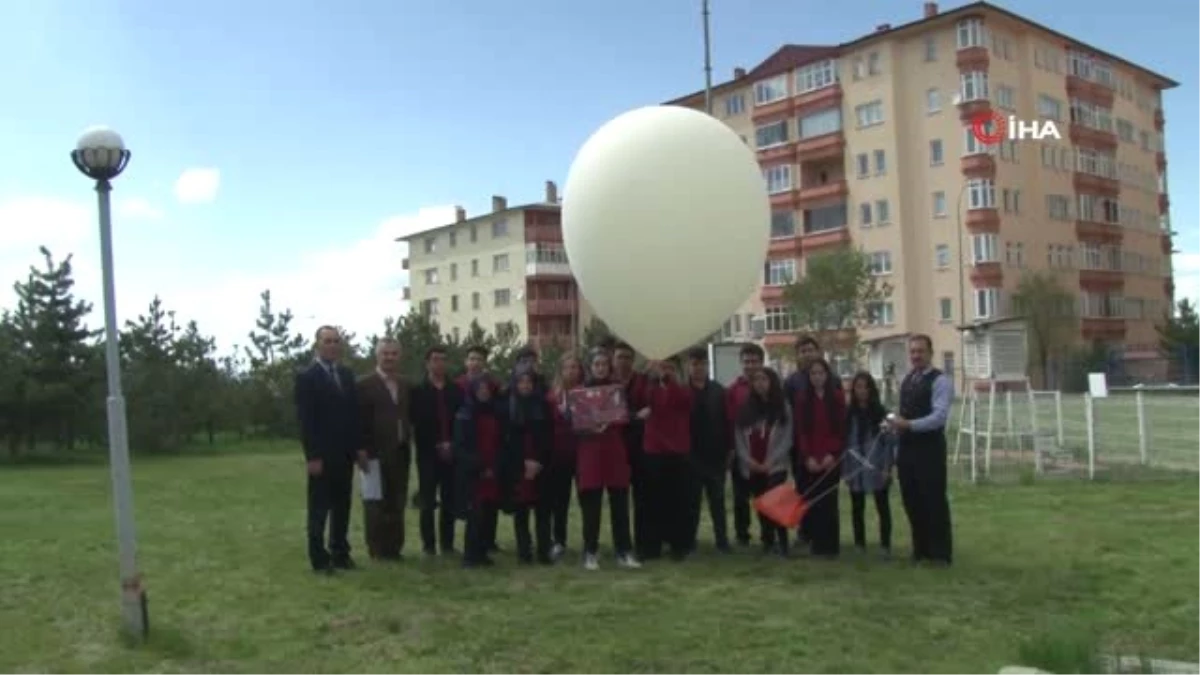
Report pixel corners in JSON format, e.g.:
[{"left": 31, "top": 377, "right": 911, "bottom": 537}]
[{"left": 326, "top": 364, "right": 342, "bottom": 392}]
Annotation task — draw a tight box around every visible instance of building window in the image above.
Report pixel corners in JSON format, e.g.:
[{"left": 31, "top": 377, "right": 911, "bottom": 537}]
[
  {"left": 859, "top": 202, "right": 873, "bottom": 227},
  {"left": 724, "top": 94, "right": 745, "bottom": 117},
  {"left": 448, "top": 231, "right": 457, "bottom": 248},
  {"left": 472, "top": 292, "right": 481, "bottom": 310},
  {"left": 471, "top": 259, "right": 480, "bottom": 277},
  {"left": 1116, "top": 118, "right": 1134, "bottom": 142},
  {"left": 1076, "top": 148, "right": 1116, "bottom": 179},
  {"left": 1046, "top": 194, "right": 1072, "bottom": 220},
  {"left": 449, "top": 262, "right": 458, "bottom": 281},
  {"left": 755, "top": 120, "right": 790, "bottom": 148},
  {"left": 771, "top": 210, "right": 796, "bottom": 238},
  {"left": 971, "top": 233, "right": 999, "bottom": 263},
  {"left": 423, "top": 237, "right": 436, "bottom": 254},
  {"left": 763, "top": 305, "right": 796, "bottom": 333},
  {"left": 764, "top": 259, "right": 797, "bottom": 286},
  {"left": 1038, "top": 94, "right": 1063, "bottom": 120},
  {"left": 423, "top": 268, "right": 439, "bottom": 285},
  {"left": 494, "top": 288, "right": 511, "bottom": 307},
  {"left": 963, "top": 124, "right": 995, "bottom": 155},
  {"left": 855, "top": 153, "right": 870, "bottom": 178},
  {"left": 974, "top": 288, "right": 999, "bottom": 320},
  {"left": 803, "top": 204, "right": 848, "bottom": 234},
  {"left": 960, "top": 71, "right": 989, "bottom": 102},
  {"left": 866, "top": 302, "right": 894, "bottom": 326},
  {"left": 929, "top": 139, "right": 944, "bottom": 166},
  {"left": 996, "top": 84, "right": 1015, "bottom": 110},
  {"left": 873, "top": 149, "right": 886, "bottom": 175},
  {"left": 795, "top": 59, "right": 839, "bottom": 93},
  {"left": 924, "top": 36, "right": 937, "bottom": 61},
  {"left": 939, "top": 298, "right": 953, "bottom": 322},
  {"left": 492, "top": 219, "right": 508, "bottom": 237},
  {"left": 855, "top": 101, "right": 884, "bottom": 128},
  {"left": 754, "top": 75, "right": 788, "bottom": 105},
  {"left": 926, "top": 88, "right": 941, "bottom": 113},
  {"left": 875, "top": 199, "right": 891, "bottom": 224},
  {"left": 867, "top": 52, "right": 881, "bottom": 76},
  {"left": 450, "top": 294, "right": 459, "bottom": 312},
  {"left": 763, "top": 165, "right": 793, "bottom": 194},
  {"left": 492, "top": 253, "right": 510, "bottom": 273},
  {"left": 469, "top": 224, "right": 478, "bottom": 243},
  {"left": 419, "top": 299, "right": 439, "bottom": 316},
  {"left": 1078, "top": 194, "right": 1119, "bottom": 224},
  {"left": 956, "top": 18, "right": 985, "bottom": 49},
  {"left": 935, "top": 244, "right": 950, "bottom": 268},
  {"left": 798, "top": 108, "right": 841, "bottom": 138},
  {"left": 967, "top": 179, "right": 996, "bottom": 210},
  {"left": 1069, "top": 99, "right": 1114, "bottom": 133},
  {"left": 932, "top": 191, "right": 947, "bottom": 218},
  {"left": 1005, "top": 242, "right": 1025, "bottom": 267},
  {"left": 867, "top": 251, "right": 892, "bottom": 275}
]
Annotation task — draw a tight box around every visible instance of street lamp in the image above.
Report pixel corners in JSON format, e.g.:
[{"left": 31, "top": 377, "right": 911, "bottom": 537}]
[{"left": 71, "top": 126, "right": 148, "bottom": 640}]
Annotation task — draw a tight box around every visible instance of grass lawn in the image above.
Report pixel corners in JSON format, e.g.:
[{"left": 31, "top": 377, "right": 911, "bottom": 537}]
[{"left": 1, "top": 442, "right": 1196, "bottom": 673}]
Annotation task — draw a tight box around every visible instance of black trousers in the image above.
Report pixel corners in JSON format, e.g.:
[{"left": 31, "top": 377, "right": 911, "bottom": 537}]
[
  {"left": 793, "top": 462, "right": 813, "bottom": 543},
  {"left": 464, "top": 501, "right": 499, "bottom": 563},
  {"left": 418, "top": 455, "right": 457, "bottom": 553},
  {"left": 579, "top": 487, "right": 633, "bottom": 556},
  {"left": 306, "top": 458, "right": 353, "bottom": 569},
  {"left": 687, "top": 460, "right": 729, "bottom": 549},
  {"left": 629, "top": 450, "right": 650, "bottom": 556},
  {"left": 642, "top": 453, "right": 692, "bottom": 557},
  {"left": 545, "top": 462, "right": 574, "bottom": 547},
  {"left": 747, "top": 471, "right": 789, "bottom": 551},
  {"left": 729, "top": 463, "right": 752, "bottom": 542},
  {"left": 849, "top": 488, "right": 892, "bottom": 550},
  {"left": 797, "top": 463, "right": 840, "bottom": 556},
  {"left": 897, "top": 444, "right": 953, "bottom": 564},
  {"left": 512, "top": 504, "right": 552, "bottom": 561}
]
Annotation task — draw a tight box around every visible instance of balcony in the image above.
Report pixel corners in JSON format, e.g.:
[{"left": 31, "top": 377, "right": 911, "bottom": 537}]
[
  {"left": 1069, "top": 124, "right": 1118, "bottom": 151},
  {"left": 524, "top": 223, "right": 562, "bottom": 244},
  {"left": 1156, "top": 152, "right": 1166, "bottom": 172},
  {"left": 401, "top": 257, "right": 409, "bottom": 271},
  {"left": 1074, "top": 219, "right": 1122, "bottom": 244},
  {"left": 794, "top": 84, "right": 842, "bottom": 116},
  {"left": 1154, "top": 109, "right": 1165, "bottom": 131},
  {"left": 402, "top": 286, "right": 411, "bottom": 301},
  {"left": 1081, "top": 317, "right": 1126, "bottom": 341},
  {"left": 957, "top": 98, "right": 992, "bottom": 123},
  {"left": 525, "top": 260, "right": 571, "bottom": 278},
  {"left": 955, "top": 46, "right": 989, "bottom": 71},
  {"left": 760, "top": 285, "right": 787, "bottom": 302},
  {"left": 796, "top": 132, "right": 844, "bottom": 162},
  {"left": 769, "top": 189, "right": 800, "bottom": 210},
  {"left": 1161, "top": 233, "right": 1172, "bottom": 255},
  {"left": 527, "top": 297, "right": 577, "bottom": 316},
  {"left": 1072, "top": 172, "right": 1120, "bottom": 198},
  {"left": 529, "top": 334, "right": 574, "bottom": 351},
  {"left": 757, "top": 144, "right": 797, "bottom": 164},
  {"left": 969, "top": 262, "right": 1003, "bottom": 286},
  {"left": 797, "top": 179, "right": 848, "bottom": 206},
  {"left": 525, "top": 243, "right": 571, "bottom": 278},
  {"left": 1079, "top": 268, "right": 1124, "bottom": 291},
  {"left": 1066, "top": 75, "right": 1115, "bottom": 108},
  {"left": 965, "top": 208, "right": 1000, "bottom": 234},
  {"left": 1158, "top": 193, "right": 1170, "bottom": 214},
  {"left": 751, "top": 98, "right": 795, "bottom": 124},
  {"left": 768, "top": 235, "right": 802, "bottom": 255},
  {"left": 801, "top": 226, "right": 850, "bottom": 252},
  {"left": 960, "top": 153, "right": 996, "bottom": 179}
]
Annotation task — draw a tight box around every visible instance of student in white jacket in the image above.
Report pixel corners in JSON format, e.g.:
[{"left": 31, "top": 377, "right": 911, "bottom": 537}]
[{"left": 733, "top": 367, "right": 795, "bottom": 556}]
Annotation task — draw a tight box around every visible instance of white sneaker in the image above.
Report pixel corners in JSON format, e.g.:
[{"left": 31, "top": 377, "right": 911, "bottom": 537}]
[
  {"left": 551, "top": 543, "right": 565, "bottom": 561},
  {"left": 616, "top": 553, "right": 642, "bottom": 569},
  {"left": 583, "top": 553, "right": 600, "bottom": 571}
]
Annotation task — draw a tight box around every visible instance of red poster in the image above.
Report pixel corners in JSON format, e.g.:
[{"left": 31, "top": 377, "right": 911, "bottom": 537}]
[{"left": 567, "top": 385, "right": 628, "bottom": 432}]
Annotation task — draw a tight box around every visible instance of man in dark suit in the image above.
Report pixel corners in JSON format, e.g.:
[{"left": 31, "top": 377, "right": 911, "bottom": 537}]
[
  {"left": 683, "top": 347, "right": 731, "bottom": 553},
  {"left": 295, "top": 325, "right": 360, "bottom": 574},
  {"left": 409, "top": 345, "right": 465, "bottom": 556},
  {"left": 356, "top": 337, "right": 412, "bottom": 561}
]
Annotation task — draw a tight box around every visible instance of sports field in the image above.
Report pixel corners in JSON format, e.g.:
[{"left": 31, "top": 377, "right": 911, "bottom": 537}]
[{"left": 0, "top": 442, "right": 1196, "bottom": 673}]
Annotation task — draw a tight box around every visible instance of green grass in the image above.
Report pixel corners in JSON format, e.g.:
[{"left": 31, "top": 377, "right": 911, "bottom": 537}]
[{"left": 1, "top": 442, "right": 1196, "bottom": 673}]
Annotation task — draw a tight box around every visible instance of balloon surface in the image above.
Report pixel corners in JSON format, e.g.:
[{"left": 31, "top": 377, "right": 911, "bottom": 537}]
[{"left": 562, "top": 105, "right": 770, "bottom": 359}]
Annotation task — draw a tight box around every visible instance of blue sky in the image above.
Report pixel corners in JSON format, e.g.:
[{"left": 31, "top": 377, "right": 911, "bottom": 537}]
[{"left": 0, "top": 0, "right": 1194, "bottom": 353}]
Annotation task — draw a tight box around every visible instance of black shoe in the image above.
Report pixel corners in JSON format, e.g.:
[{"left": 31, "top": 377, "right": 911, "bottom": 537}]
[
  {"left": 423, "top": 547, "right": 437, "bottom": 557},
  {"left": 736, "top": 536, "right": 751, "bottom": 547},
  {"left": 479, "top": 556, "right": 496, "bottom": 567},
  {"left": 332, "top": 557, "right": 357, "bottom": 570},
  {"left": 669, "top": 550, "right": 689, "bottom": 562},
  {"left": 536, "top": 553, "right": 554, "bottom": 565},
  {"left": 442, "top": 547, "right": 459, "bottom": 557},
  {"left": 311, "top": 562, "right": 335, "bottom": 576},
  {"left": 517, "top": 554, "right": 534, "bottom": 565},
  {"left": 488, "top": 543, "right": 502, "bottom": 554},
  {"left": 715, "top": 541, "right": 733, "bottom": 554}
]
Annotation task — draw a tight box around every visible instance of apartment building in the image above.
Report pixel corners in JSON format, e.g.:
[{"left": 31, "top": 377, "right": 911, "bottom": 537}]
[
  {"left": 399, "top": 181, "right": 591, "bottom": 350},
  {"left": 666, "top": 0, "right": 1177, "bottom": 381}
]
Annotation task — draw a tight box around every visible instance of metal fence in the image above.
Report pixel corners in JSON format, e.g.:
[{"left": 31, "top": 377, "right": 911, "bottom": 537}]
[{"left": 952, "top": 386, "right": 1199, "bottom": 483}]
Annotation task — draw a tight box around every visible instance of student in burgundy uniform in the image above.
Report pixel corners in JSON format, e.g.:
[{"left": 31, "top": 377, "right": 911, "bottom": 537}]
[
  {"left": 546, "top": 352, "right": 585, "bottom": 560},
  {"left": 457, "top": 345, "right": 491, "bottom": 392},
  {"left": 505, "top": 366, "right": 554, "bottom": 564},
  {"left": 783, "top": 334, "right": 843, "bottom": 547},
  {"left": 794, "top": 358, "right": 847, "bottom": 558},
  {"left": 640, "top": 356, "right": 695, "bottom": 561},
  {"left": 724, "top": 343, "right": 765, "bottom": 547},
  {"left": 574, "top": 348, "right": 642, "bottom": 571},
  {"left": 611, "top": 341, "right": 651, "bottom": 558},
  {"left": 409, "top": 346, "right": 464, "bottom": 556},
  {"left": 453, "top": 376, "right": 505, "bottom": 568},
  {"left": 733, "top": 367, "right": 794, "bottom": 556}
]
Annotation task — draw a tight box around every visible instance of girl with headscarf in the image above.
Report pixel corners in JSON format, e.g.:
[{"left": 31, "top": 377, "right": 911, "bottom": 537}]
[
  {"left": 843, "top": 371, "right": 896, "bottom": 558},
  {"left": 546, "top": 351, "right": 585, "bottom": 561},
  {"left": 504, "top": 365, "right": 554, "bottom": 564},
  {"left": 572, "top": 348, "right": 641, "bottom": 571},
  {"left": 453, "top": 375, "right": 506, "bottom": 567},
  {"left": 734, "top": 367, "right": 794, "bottom": 556}
]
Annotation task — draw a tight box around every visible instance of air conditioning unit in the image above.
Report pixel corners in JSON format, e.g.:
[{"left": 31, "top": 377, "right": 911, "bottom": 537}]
[{"left": 749, "top": 317, "right": 766, "bottom": 339}]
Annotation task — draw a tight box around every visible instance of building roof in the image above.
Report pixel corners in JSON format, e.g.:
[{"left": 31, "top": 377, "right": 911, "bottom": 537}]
[
  {"left": 663, "top": 1, "right": 1177, "bottom": 106},
  {"left": 394, "top": 201, "right": 559, "bottom": 243}
]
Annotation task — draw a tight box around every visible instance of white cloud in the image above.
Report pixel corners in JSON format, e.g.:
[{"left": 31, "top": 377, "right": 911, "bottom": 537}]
[
  {"left": 173, "top": 168, "right": 221, "bottom": 205},
  {"left": 0, "top": 195, "right": 454, "bottom": 355},
  {"left": 116, "top": 197, "right": 164, "bottom": 221}
]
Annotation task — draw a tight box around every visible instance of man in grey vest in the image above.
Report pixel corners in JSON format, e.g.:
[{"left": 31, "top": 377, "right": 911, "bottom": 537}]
[{"left": 886, "top": 334, "right": 954, "bottom": 566}]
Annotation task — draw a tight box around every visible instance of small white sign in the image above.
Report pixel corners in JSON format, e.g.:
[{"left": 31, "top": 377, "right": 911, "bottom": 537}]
[
  {"left": 359, "top": 459, "right": 383, "bottom": 501},
  {"left": 1087, "top": 372, "right": 1109, "bottom": 399}
]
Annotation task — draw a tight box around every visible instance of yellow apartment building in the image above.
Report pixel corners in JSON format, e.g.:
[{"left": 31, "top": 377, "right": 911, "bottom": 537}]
[
  {"left": 666, "top": 0, "right": 1177, "bottom": 384},
  {"left": 398, "top": 181, "right": 593, "bottom": 351}
]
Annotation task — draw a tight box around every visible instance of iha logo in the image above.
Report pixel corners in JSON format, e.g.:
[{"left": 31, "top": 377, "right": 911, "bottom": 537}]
[{"left": 970, "top": 111, "right": 1062, "bottom": 144}]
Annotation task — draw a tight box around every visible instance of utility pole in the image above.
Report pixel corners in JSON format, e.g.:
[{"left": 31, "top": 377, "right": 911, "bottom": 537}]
[{"left": 702, "top": 0, "right": 713, "bottom": 115}]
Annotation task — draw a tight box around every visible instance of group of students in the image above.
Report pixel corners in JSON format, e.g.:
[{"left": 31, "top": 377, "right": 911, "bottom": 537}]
[{"left": 406, "top": 333, "right": 953, "bottom": 570}]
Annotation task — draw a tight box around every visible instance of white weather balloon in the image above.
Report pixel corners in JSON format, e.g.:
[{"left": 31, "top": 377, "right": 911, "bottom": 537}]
[{"left": 562, "top": 105, "right": 770, "bottom": 359}]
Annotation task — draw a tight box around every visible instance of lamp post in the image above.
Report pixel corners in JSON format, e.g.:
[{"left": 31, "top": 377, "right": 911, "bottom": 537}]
[
  {"left": 956, "top": 181, "right": 970, "bottom": 394},
  {"left": 701, "top": 0, "right": 713, "bottom": 115},
  {"left": 71, "top": 126, "right": 148, "bottom": 639}
]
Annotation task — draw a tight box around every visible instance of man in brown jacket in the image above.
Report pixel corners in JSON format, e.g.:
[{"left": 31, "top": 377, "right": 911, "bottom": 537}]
[{"left": 356, "top": 338, "right": 413, "bottom": 560}]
